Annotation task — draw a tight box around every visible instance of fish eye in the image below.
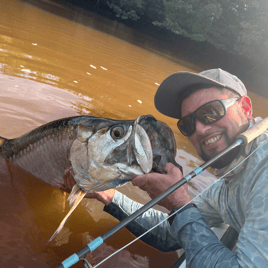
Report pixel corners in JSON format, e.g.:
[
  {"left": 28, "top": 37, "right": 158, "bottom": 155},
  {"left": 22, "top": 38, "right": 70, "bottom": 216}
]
[{"left": 110, "top": 126, "right": 125, "bottom": 140}]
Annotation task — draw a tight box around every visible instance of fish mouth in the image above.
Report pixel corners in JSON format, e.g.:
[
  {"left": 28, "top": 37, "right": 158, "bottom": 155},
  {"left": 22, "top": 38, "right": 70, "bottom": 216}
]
[
  {"left": 152, "top": 155, "right": 163, "bottom": 173},
  {"left": 138, "top": 115, "right": 182, "bottom": 174},
  {"left": 114, "top": 114, "right": 178, "bottom": 175},
  {"left": 129, "top": 115, "right": 153, "bottom": 174},
  {"left": 104, "top": 115, "right": 153, "bottom": 175}
]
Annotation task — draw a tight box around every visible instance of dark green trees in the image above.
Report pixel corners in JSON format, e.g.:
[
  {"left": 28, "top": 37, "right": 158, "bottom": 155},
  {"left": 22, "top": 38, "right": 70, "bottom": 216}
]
[{"left": 106, "top": 0, "right": 268, "bottom": 63}]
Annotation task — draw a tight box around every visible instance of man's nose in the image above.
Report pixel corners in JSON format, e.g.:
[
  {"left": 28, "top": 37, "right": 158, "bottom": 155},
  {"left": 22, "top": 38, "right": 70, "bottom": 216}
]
[{"left": 195, "top": 119, "right": 212, "bottom": 135}]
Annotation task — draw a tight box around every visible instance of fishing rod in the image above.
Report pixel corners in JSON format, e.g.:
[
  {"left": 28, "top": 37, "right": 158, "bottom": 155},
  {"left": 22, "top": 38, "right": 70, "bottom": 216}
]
[{"left": 56, "top": 118, "right": 268, "bottom": 268}]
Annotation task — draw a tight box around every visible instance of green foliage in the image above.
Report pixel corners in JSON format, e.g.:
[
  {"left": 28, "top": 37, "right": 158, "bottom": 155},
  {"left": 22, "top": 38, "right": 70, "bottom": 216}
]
[
  {"left": 106, "top": 1, "right": 140, "bottom": 20},
  {"left": 106, "top": 0, "right": 165, "bottom": 21},
  {"left": 234, "top": 0, "right": 268, "bottom": 62},
  {"left": 105, "top": 0, "right": 268, "bottom": 62},
  {"left": 154, "top": 1, "right": 223, "bottom": 42}
]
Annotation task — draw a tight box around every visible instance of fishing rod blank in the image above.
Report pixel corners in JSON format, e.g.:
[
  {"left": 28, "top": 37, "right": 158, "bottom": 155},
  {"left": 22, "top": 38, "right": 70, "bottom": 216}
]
[{"left": 56, "top": 118, "right": 268, "bottom": 268}]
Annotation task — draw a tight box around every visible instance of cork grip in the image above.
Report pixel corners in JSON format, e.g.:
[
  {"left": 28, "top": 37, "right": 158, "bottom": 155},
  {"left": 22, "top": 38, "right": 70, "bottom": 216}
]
[{"left": 237, "top": 118, "right": 268, "bottom": 145}]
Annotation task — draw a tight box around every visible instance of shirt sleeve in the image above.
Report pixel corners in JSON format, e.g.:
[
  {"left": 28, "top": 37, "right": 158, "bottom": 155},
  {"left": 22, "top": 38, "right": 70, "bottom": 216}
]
[
  {"left": 104, "top": 191, "right": 242, "bottom": 266},
  {"left": 103, "top": 190, "right": 181, "bottom": 252},
  {"left": 170, "top": 207, "right": 241, "bottom": 268},
  {"left": 193, "top": 179, "right": 225, "bottom": 228},
  {"left": 235, "top": 161, "right": 268, "bottom": 267}
]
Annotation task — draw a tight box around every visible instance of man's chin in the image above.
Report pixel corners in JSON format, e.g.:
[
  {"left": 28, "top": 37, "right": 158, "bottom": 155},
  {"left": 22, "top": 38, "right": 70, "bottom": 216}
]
[{"left": 200, "top": 146, "right": 240, "bottom": 169}]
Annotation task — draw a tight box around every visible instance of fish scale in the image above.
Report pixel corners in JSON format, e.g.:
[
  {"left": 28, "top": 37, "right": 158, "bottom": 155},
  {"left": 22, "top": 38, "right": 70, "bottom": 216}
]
[{"left": 13, "top": 133, "right": 71, "bottom": 186}]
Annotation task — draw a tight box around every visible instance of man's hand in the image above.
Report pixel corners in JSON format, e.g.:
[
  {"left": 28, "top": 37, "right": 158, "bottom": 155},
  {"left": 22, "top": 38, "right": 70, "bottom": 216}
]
[
  {"left": 132, "top": 163, "right": 192, "bottom": 210},
  {"left": 57, "top": 169, "right": 115, "bottom": 206}
]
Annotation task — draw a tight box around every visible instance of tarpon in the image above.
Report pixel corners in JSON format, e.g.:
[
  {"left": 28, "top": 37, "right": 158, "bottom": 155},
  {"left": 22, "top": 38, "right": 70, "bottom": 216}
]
[{"left": 0, "top": 114, "right": 180, "bottom": 241}]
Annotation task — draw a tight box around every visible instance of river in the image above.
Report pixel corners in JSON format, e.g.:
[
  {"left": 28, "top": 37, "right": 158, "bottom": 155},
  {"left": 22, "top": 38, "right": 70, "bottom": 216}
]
[{"left": 0, "top": 0, "right": 267, "bottom": 267}]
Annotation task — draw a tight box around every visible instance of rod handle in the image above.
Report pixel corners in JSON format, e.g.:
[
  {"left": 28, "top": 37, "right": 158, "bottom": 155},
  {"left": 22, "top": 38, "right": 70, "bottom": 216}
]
[{"left": 237, "top": 118, "right": 268, "bottom": 145}]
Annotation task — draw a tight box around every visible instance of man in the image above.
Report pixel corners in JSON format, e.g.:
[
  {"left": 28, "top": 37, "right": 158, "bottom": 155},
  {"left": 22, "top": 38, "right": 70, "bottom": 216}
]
[{"left": 59, "top": 69, "right": 268, "bottom": 267}]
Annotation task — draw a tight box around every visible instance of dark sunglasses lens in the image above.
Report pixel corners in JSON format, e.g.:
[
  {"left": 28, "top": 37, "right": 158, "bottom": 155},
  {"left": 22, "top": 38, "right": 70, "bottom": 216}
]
[
  {"left": 196, "top": 101, "right": 225, "bottom": 124},
  {"left": 177, "top": 116, "right": 195, "bottom": 136}
]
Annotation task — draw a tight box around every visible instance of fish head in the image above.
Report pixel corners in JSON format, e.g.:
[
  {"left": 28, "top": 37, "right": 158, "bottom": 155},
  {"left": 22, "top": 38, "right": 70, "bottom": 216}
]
[
  {"left": 69, "top": 115, "right": 179, "bottom": 192},
  {"left": 69, "top": 116, "right": 153, "bottom": 191}
]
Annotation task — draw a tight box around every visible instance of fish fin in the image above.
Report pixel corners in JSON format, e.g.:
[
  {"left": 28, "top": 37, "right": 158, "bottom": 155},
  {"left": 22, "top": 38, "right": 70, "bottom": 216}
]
[
  {"left": 48, "top": 188, "right": 86, "bottom": 243},
  {"left": 67, "top": 183, "right": 81, "bottom": 208}
]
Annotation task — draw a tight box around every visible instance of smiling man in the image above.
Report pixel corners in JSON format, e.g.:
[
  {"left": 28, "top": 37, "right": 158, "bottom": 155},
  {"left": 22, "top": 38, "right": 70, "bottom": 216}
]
[
  {"left": 129, "top": 69, "right": 268, "bottom": 267},
  {"left": 155, "top": 69, "right": 252, "bottom": 169},
  {"left": 59, "top": 69, "right": 268, "bottom": 267}
]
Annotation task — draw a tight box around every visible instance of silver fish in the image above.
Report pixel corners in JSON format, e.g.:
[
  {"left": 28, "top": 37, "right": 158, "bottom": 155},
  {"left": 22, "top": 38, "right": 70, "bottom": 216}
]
[{"left": 0, "top": 114, "right": 180, "bottom": 241}]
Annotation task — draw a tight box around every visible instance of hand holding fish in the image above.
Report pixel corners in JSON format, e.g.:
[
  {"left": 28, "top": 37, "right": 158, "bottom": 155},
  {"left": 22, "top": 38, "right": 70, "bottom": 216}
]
[
  {"left": 132, "top": 163, "right": 192, "bottom": 211},
  {"left": 57, "top": 169, "right": 115, "bottom": 206}
]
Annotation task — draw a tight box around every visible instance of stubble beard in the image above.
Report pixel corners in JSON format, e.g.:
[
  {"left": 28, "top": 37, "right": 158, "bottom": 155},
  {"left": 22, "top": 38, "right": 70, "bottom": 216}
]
[{"left": 199, "top": 133, "right": 240, "bottom": 169}]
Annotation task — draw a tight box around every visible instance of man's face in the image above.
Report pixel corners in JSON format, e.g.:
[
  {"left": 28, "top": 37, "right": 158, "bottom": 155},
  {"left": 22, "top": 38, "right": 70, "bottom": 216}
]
[{"left": 181, "top": 88, "right": 250, "bottom": 167}]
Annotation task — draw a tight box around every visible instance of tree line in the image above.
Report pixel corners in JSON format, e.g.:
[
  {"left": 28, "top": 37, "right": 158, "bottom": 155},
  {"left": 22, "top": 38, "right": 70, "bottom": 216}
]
[{"left": 104, "top": 0, "right": 268, "bottom": 64}]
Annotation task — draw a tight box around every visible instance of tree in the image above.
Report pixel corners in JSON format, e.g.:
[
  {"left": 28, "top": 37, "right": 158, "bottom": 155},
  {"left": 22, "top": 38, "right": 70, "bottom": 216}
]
[{"left": 104, "top": 0, "right": 268, "bottom": 63}]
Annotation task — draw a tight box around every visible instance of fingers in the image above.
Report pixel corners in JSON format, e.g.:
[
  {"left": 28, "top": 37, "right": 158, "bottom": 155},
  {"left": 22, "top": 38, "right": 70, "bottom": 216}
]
[
  {"left": 84, "top": 191, "right": 97, "bottom": 199},
  {"left": 57, "top": 168, "right": 76, "bottom": 192},
  {"left": 132, "top": 175, "right": 146, "bottom": 189},
  {"left": 132, "top": 173, "right": 157, "bottom": 191},
  {"left": 64, "top": 169, "right": 75, "bottom": 190}
]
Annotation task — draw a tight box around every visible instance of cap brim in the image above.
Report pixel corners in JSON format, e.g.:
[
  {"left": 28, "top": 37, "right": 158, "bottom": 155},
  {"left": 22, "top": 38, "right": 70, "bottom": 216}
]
[{"left": 154, "top": 72, "right": 225, "bottom": 119}]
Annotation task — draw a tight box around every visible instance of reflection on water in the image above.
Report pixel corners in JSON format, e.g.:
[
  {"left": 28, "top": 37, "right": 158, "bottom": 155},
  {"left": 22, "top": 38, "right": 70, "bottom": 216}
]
[{"left": 1, "top": 0, "right": 267, "bottom": 267}]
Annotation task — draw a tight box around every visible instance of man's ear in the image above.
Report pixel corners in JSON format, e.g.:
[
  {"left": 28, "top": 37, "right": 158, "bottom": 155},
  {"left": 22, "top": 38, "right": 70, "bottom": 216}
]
[{"left": 239, "top": 96, "right": 253, "bottom": 120}]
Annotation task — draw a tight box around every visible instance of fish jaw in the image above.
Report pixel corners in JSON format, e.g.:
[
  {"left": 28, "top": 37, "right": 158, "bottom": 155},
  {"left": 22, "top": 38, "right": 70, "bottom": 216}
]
[{"left": 132, "top": 121, "right": 153, "bottom": 174}]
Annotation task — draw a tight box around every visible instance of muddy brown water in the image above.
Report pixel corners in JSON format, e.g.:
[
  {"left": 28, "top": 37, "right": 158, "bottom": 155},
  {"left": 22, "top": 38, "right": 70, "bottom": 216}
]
[{"left": 0, "top": 1, "right": 267, "bottom": 267}]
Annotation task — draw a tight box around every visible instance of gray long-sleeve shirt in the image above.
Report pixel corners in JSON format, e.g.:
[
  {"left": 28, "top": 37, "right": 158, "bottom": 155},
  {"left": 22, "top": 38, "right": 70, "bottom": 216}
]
[{"left": 104, "top": 125, "right": 268, "bottom": 267}]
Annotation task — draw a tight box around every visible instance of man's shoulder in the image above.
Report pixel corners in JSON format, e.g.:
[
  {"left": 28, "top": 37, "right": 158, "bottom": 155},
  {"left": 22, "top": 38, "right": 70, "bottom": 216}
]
[
  {"left": 251, "top": 117, "right": 268, "bottom": 152},
  {"left": 250, "top": 131, "right": 268, "bottom": 162}
]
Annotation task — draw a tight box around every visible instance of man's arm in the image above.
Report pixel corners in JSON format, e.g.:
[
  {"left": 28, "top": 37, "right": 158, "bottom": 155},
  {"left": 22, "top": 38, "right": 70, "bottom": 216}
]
[
  {"left": 104, "top": 190, "right": 182, "bottom": 252},
  {"left": 133, "top": 164, "right": 242, "bottom": 267},
  {"left": 58, "top": 169, "right": 181, "bottom": 251},
  {"left": 170, "top": 206, "right": 241, "bottom": 267}
]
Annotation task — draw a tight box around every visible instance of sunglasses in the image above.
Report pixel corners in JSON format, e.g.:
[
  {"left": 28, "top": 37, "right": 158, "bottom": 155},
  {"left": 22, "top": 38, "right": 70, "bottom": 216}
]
[{"left": 177, "top": 98, "right": 239, "bottom": 136}]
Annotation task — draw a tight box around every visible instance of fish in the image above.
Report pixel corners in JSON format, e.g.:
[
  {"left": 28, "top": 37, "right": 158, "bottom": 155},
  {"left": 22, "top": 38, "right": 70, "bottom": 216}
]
[{"left": 0, "top": 114, "right": 181, "bottom": 241}]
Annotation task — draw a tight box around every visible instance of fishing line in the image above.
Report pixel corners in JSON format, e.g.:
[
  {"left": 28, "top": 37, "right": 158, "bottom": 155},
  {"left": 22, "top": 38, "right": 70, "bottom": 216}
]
[
  {"left": 90, "top": 138, "right": 268, "bottom": 268},
  {"left": 81, "top": 258, "right": 93, "bottom": 268}
]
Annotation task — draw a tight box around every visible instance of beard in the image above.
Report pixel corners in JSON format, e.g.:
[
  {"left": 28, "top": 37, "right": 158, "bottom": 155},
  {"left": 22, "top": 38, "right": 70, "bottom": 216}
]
[{"left": 199, "top": 133, "right": 240, "bottom": 169}]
